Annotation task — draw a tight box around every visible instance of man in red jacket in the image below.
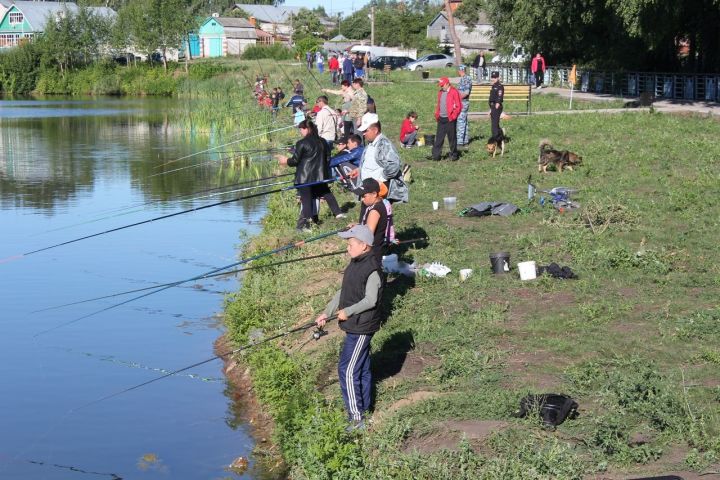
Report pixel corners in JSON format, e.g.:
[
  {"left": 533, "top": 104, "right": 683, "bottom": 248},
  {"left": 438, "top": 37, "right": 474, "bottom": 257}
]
[
  {"left": 531, "top": 53, "right": 546, "bottom": 89},
  {"left": 432, "top": 77, "right": 461, "bottom": 161}
]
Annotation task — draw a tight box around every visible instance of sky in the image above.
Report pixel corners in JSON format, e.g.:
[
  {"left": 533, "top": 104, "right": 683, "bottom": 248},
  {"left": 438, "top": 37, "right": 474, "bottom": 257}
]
[{"left": 283, "top": 0, "right": 373, "bottom": 17}]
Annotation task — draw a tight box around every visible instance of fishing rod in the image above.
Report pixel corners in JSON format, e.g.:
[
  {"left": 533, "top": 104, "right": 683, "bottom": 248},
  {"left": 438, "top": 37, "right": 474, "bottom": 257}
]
[
  {"left": 38, "top": 178, "right": 295, "bottom": 237},
  {"left": 5, "top": 179, "right": 334, "bottom": 264},
  {"left": 89, "top": 172, "right": 294, "bottom": 217},
  {"left": 149, "top": 124, "right": 297, "bottom": 177},
  {"left": 34, "top": 250, "right": 347, "bottom": 313},
  {"left": 237, "top": 66, "right": 255, "bottom": 90},
  {"left": 34, "top": 237, "right": 429, "bottom": 313},
  {"left": 277, "top": 62, "right": 294, "bottom": 87},
  {"left": 255, "top": 58, "right": 267, "bottom": 80},
  {"left": 75, "top": 315, "right": 338, "bottom": 410},
  {"left": 32, "top": 224, "right": 344, "bottom": 336}
]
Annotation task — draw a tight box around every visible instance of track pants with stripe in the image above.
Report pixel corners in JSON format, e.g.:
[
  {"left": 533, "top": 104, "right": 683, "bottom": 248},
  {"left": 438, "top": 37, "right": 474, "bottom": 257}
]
[
  {"left": 338, "top": 333, "right": 373, "bottom": 422},
  {"left": 456, "top": 101, "right": 470, "bottom": 145}
]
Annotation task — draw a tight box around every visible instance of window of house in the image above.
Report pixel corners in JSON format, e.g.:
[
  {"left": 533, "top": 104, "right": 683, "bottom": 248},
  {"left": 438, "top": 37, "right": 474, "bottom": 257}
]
[
  {"left": 9, "top": 12, "right": 24, "bottom": 25},
  {"left": 0, "top": 33, "right": 20, "bottom": 47}
]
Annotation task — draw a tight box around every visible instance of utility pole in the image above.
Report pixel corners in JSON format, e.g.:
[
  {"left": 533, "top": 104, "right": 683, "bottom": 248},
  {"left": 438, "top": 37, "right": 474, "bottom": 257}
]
[{"left": 370, "top": 3, "right": 375, "bottom": 46}]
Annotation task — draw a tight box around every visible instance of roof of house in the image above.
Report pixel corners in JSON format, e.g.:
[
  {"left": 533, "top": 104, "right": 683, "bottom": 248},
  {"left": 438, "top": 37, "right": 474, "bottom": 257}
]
[
  {"left": 255, "top": 28, "right": 272, "bottom": 38},
  {"left": 232, "top": 4, "right": 302, "bottom": 24},
  {"left": 7, "top": 1, "right": 115, "bottom": 31},
  {"left": 215, "top": 17, "right": 254, "bottom": 29},
  {"left": 428, "top": 10, "right": 490, "bottom": 28}
]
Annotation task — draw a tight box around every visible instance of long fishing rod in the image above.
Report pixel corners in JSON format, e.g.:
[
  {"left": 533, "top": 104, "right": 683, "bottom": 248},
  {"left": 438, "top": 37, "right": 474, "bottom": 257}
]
[
  {"left": 5, "top": 179, "right": 334, "bottom": 264},
  {"left": 34, "top": 237, "right": 429, "bottom": 313},
  {"left": 237, "top": 66, "right": 255, "bottom": 90},
  {"left": 306, "top": 64, "right": 325, "bottom": 90},
  {"left": 89, "top": 172, "right": 294, "bottom": 217},
  {"left": 39, "top": 177, "right": 295, "bottom": 237},
  {"left": 75, "top": 315, "right": 338, "bottom": 410},
  {"left": 34, "top": 250, "right": 347, "bottom": 313},
  {"left": 277, "top": 62, "right": 294, "bottom": 87},
  {"left": 149, "top": 124, "right": 297, "bottom": 177},
  {"left": 148, "top": 150, "right": 280, "bottom": 180},
  {"left": 32, "top": 225, "right": 345, "bottom": 336}
]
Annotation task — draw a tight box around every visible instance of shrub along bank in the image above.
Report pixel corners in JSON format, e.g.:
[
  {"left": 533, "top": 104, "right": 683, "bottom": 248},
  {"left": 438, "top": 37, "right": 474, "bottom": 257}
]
[{"left": 223, "top": 67, "right": 720, "bottom": 479}]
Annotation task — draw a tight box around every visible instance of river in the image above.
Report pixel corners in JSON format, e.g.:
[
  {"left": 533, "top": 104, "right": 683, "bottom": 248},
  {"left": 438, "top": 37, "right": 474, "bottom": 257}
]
[{"left": 0, "top": 98, "right": 271, "bottom": 479}]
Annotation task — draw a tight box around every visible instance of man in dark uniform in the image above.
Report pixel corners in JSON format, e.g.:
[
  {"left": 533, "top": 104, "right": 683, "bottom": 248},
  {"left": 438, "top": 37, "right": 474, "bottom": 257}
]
[{"left": 488, "top": 71, "right": 504, "bottom": 145}]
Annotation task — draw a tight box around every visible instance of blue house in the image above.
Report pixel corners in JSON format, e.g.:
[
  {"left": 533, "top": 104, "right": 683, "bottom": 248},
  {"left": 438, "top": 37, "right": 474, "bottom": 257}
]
[
  {"left": 0, "top": 1, "right": 115, "bottom": 49},
  {"left": 198, "top": 16, "right": 257, "bottom": 57}
]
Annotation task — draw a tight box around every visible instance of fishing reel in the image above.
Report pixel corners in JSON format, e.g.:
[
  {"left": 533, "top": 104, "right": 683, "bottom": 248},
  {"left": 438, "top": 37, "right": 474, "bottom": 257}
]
[{"left": 312, "top": 327, "right": 328, "bottom": 341}]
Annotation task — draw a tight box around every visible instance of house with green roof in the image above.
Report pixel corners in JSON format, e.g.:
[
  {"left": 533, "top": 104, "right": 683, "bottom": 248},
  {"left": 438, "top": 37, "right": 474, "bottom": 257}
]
[{"left": 0, "top": 1, "right": 115, "bottom": 49}]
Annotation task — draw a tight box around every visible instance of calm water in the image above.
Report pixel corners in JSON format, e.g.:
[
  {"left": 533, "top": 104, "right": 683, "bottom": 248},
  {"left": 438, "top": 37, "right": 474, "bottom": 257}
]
[{"left": 0, "top": 98, "right": 271, "bottom": 479}]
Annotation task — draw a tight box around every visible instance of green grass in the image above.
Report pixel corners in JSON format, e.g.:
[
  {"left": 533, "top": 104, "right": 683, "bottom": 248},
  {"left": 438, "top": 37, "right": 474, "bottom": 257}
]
[{"left": 217, "top": 59, "right": 720, "bottom": 478}]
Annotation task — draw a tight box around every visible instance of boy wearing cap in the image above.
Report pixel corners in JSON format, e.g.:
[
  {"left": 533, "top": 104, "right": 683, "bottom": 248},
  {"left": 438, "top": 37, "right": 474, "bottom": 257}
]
[
  {"left": 456, "top": 65, "right": 473, "bottom": 147},
  {"left": 432, "top": 76, "right": 461, "bottom": 161},
  {"left": 316, "top": 225, "right": 382, "bottom": 429}
]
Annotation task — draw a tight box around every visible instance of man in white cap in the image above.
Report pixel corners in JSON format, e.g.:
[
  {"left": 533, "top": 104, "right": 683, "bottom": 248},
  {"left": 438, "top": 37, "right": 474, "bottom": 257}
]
[
  {"left": 356, "top": 114, "right": 409, "bottom": 203},
  {"left": 316, "top": 225, "right": 382, "bottom": 430}
]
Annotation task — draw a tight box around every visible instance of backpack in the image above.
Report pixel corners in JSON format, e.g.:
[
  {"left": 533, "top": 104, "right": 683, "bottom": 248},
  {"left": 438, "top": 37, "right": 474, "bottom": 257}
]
[{"left": 515, "top": 394, "right": 579, "bottom": 429}]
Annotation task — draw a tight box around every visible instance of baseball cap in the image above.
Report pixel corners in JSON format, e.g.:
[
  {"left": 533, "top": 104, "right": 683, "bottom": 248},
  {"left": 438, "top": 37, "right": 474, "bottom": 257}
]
[
  {"left": 338, "top": 225, "right": 374, "bottom": 246},
  {"left": 357, "top": 178, "right": 380, "bottom": 195},
  {"left": 438, "top": 77, "right": 450, "bottom": 87},
  {"left": 357, "top": 112, "right": 379, "bottom": 132},
  {"left": 458, "top": 64, "right": 466, "bottom": 71},
  {"left": 490, "top": 71, "right": 500, "bottom": 78}
]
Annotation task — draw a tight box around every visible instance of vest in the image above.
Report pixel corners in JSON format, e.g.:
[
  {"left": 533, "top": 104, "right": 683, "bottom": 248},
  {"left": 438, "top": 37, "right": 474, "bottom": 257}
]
[
  {"left": 338, "top": 252, "right": 382, "bottom": 335},
  {"left": 360, "top": 202, "right": 388, "bottom": 263}
]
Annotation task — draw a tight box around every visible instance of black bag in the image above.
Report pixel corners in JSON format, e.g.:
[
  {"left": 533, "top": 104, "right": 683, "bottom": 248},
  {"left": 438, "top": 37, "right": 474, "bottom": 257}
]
[{"left": 515, "top": 394, "right": 579, "bottom": 429}]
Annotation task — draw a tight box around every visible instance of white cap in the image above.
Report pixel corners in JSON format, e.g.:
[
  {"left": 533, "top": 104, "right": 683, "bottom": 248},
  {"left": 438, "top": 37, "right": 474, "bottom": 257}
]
[{"left": 357, "top": 113, "right": 379, "bottom": 132}]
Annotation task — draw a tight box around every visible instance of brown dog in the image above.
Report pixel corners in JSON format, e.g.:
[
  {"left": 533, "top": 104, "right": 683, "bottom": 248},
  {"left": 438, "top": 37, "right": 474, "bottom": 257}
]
[
  {"left": 538, "top": 139, "right": 582, "bottom": 172},
  {"left": 487, "top": 128, "right": 507, "bottom": 157}
]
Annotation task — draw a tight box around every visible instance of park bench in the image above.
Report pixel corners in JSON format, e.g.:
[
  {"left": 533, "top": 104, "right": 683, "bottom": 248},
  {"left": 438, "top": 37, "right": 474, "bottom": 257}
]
[{"left": 469, "top": 83, "right": 532, "bottom": 115}]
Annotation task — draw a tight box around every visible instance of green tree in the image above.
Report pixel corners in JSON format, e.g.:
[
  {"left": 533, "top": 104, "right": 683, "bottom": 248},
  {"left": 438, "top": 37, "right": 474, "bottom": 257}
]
[
  {"left": 291, "top": 8, "right": 324, "bottom": 42},
  {"left": 119, "top": 0, "right": 196, "bottom": 70}
]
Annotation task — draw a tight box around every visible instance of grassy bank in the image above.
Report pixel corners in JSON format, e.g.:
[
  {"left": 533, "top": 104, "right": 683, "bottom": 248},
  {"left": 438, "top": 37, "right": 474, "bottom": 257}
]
[{"left": 221, "top": 60, "right": 720, "bottom": 479}]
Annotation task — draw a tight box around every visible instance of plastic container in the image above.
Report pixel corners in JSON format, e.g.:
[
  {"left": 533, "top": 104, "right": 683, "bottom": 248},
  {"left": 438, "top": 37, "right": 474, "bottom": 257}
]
[
  {"left": 443, "top": 197, "right": 457, "bottom": 210},
  {"left": 459, "top": 269, "right": 473, "bottom": 281},
  {"left": 517, "top": 261, "right": 537, "bottom": 280},
  {"left": 424, "top": 134, "right": 435, "bottom": 145},
  {"left": 489, "top": 252, "right": 510, "bottom": 274},
  {"left": 432, "top": 201, "right": 439, "bottom": 210},
  {"left": 422, "top": 71, "right": 430, "bottom": 79}
]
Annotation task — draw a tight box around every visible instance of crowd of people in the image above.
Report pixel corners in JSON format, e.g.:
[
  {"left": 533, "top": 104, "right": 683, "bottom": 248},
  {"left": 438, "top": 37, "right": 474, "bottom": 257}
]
[
  {"left": 307, "top": 50, "right": 369, "bottom": 84},
  {"left": 256, "top": 57, "right": 511, "bottom": 429}
]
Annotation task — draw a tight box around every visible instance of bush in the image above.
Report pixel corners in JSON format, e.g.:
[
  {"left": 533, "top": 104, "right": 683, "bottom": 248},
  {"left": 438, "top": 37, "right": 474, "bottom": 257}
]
[
  {"left": 188, "top": 61, "right": 233, "bottom": 80},
  {"left": 242, "top": 44, "right": 294, "bottom": 61},
  {"left": 0, "top": 42, "right": 41, "bottom": 93}
]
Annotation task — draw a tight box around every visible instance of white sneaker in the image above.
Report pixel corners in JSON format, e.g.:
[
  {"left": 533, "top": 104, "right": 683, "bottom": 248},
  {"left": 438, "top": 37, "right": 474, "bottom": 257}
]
[{"left": 335, "top": 213, "right": 347, "bottom": 219}]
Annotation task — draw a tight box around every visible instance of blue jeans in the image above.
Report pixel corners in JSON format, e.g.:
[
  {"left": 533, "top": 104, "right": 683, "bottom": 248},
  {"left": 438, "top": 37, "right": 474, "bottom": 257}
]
[{"left": 338, "top": 333, "right": 373, "bottom": 421}]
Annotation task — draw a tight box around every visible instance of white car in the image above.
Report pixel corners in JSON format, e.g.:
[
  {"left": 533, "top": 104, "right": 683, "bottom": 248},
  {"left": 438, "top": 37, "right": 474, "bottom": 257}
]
[
  {"left": 491, "top": 44, "right": 529, "bottom": 63},
  {"left": 405, "top": 54, "right": 455, "bottom": 71}
]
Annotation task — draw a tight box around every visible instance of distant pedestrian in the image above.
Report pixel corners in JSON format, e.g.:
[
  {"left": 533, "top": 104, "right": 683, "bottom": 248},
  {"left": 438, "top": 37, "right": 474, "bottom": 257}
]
[
  {"left": 488, "top": 71, "right": 504, "bottom": 145},
  {"left": 315, "top": 224, "right": 382, "bottom": 430},
  {"left": 306, "top": 51, "right": 313, "bottom": 70},
  {"left": 293, "top": 79, "right": 304, "bottom": 96},
  {"left": 329, "top": 54, "right": 340, "bottom": 84},
  {"left": 432, "top": 77, "right": 461, "bottom": 161},
  {"left": 323, "top": 80, "right": 354, "bottom": 136},
  {"left": 472, "top": 51, "right": 486, "bottom": 80},
  {"left": 271, "top": 86, "right": 285, "bottom": 117},
  {"left": 531, "top": 52, "right": 546, "bottom": 89},
  {"left": 353, "top": 53, "right": 365, "bottom": 79},
  {"left": 316, "top": 51, "right": 325, "bottom": 73},
  {"left": 456, "top": 65, "right": 472, "bottom": 147},
  {"left": 342, "top": 54, "right": 354, "bottom": 84}
]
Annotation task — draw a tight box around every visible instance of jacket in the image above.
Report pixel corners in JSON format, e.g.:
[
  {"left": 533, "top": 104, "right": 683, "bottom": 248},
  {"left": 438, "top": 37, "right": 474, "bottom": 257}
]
[
  {"left": 287, "top": 135, "right": 331, "bottom": 185},
  {"left": 399, "top": 118, "right": 418, "bottom": 142},
  {"left": 434, "top": 86, "right": 461, "bottom": 121},
  {"left": 329, "top": 57, "right": 339, "bottom": 71},
  {"left": 315, "top": 105, "right": 337, "bottom": 142},
  {"left": 338, "top": 252, "right": 382, "bottom": 335},
  {"left": 360, "top": 134, "right": 409, "bottom": 203},
  {"left": 329, "top": 146, "right": 364, "bottom": 168},
  {"left": 531, "top": 56, "right": 546, "bottom": 73}
]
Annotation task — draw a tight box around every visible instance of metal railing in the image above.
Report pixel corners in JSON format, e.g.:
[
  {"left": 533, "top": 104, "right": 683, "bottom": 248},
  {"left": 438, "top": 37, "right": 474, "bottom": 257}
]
[{"left": 468, "top": 64, "right": 720, "bottom": 103}]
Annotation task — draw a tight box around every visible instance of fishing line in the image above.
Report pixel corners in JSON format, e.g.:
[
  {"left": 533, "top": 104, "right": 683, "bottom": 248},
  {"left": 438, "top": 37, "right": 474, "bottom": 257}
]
[
  {"left": 75, "top": 316, "right": 338, "bottom": 410},
  {"left": 32, "top": 222, "right": 343, "bottom": 336},
  {"left": 149, "top": 124, "right": 296, "bottom": 176},
  {"left": 4, "top": 179, "right": 334, "bottom": 263},
  {"left": 35, "top": 249, "right": 347, "bottom": 312},
  {"left": 87, "top": 172, "right": 294, "bottom": 217},
  {"left": 34, "top": 237, "right": 427, "bottom": 313}
]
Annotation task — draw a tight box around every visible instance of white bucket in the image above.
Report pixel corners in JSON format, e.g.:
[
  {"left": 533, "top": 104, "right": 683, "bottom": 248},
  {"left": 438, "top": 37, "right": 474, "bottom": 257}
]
[{"left": 517, "top": 261, "right": 537, "bottom": 281}]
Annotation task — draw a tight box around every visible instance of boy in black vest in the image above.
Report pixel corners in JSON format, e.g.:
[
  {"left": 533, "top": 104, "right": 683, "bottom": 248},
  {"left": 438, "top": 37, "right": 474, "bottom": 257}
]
[{"left": 316, "top": 225, "right": 382, "bottom": 429}]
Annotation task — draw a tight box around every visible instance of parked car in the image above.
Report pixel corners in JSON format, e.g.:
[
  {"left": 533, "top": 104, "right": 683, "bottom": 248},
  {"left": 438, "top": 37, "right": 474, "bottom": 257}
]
[
  {"left": 405, "top": 54, "right": 455, "bottom": 71},
  {"left": 369, "top": 56, "right": 415, "bottom": 70},
  {"left": 491, "top": 44, "right": 529, "bottom": 63}
]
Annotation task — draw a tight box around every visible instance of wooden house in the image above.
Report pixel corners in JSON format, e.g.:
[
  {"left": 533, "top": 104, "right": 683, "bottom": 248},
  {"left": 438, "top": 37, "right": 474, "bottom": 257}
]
[{"left": 198, "top": 16, "right": 257, "bottom": 57}]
